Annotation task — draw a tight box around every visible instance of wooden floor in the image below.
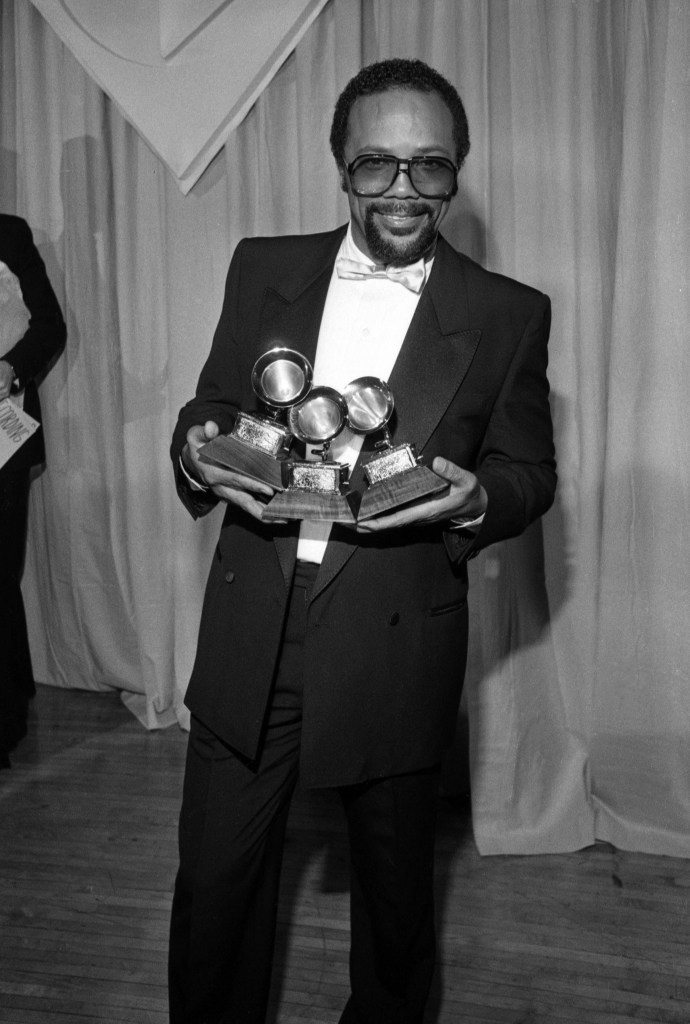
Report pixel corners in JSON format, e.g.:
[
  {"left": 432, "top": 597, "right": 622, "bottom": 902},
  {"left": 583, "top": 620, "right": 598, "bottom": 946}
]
[{"left": 1, "top": 686, "right": 690, "bottom": 1024}]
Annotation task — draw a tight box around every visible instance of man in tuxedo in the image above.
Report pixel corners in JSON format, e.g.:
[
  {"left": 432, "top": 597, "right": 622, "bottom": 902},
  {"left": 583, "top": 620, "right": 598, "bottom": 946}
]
[
  {"left": 0, "top": 214, "right": 66, "bottom": 766},
  {"left": 169, "top": 58, "right": 556, "bottom": 1024}
]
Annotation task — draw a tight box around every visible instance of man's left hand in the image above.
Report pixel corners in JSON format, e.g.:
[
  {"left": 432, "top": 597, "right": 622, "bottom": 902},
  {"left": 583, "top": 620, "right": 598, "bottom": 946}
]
[{"left": 355, "top": 456, "right": 487, "bottom": 533}]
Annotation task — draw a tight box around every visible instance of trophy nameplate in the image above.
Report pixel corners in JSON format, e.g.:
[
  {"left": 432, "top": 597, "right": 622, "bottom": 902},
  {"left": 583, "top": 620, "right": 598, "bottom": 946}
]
[
  {"left": 262, "top": 386, "right": 356, "bottom": 522},
  {"left": 197, "top": 348, "right": 313, "bottom": 489},
  {"left": 341, "top": 377, "right": 449, "bottom": 521}
]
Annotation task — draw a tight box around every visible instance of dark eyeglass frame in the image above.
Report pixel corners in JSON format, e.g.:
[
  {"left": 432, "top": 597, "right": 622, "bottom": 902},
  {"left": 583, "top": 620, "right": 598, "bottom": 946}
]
[{"left": 345, "top": 153, "right": 459, "bottom": 199}]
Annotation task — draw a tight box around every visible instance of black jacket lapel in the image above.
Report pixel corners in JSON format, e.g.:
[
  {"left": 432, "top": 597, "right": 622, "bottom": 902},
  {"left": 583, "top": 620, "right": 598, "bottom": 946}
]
[
  {"left": 386, "top": 240, "right": 481, "bottom": 456},
  {"left": 312, "top": 235, "right": 481, "bottom": 601}
]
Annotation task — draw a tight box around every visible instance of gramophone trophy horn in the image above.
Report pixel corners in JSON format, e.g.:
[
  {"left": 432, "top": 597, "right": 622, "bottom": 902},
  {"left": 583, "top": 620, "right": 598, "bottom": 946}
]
[
  {"left": 261, "top": 386, "right": 356, "bottom": 523},
  {"left": 341, "top": 376, "right": 448, "bottom": 521},
  {"left": 197, "top": 347, "right": 313, "bottom": 489}
]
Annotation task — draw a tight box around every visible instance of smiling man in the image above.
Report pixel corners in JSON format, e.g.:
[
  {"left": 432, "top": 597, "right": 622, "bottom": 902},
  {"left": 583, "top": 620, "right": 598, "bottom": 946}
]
[
  {"left": 338, "top": 87, "right": 459, "bottom": 265},
  {"left": 169, "top": 58, "right": 556, "bottom": 1024}
]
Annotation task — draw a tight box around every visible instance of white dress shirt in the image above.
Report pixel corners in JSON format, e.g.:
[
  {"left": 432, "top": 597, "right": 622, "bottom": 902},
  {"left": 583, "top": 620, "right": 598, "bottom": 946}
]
[{"left": 296, "top": 226, "right": 432, "bottom": 563}]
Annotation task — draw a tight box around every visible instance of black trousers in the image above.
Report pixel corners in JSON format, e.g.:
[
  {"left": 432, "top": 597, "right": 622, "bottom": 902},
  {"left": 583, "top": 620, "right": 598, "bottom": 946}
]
[
  {"left": 169, "top": 563, "right": 440, "bottom": 1024},
  {"left": 0, "top": 467, "right": 34, "bottom": 759}
]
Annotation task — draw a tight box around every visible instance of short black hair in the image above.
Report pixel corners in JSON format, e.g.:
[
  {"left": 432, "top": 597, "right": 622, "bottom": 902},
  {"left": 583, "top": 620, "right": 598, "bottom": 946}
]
[{"left": 330, "top": 58, "right": 470, "bottom": 170}]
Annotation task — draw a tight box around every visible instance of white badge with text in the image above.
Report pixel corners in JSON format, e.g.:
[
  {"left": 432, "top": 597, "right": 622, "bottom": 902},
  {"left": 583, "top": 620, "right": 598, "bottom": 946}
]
[{"left": 0, "top": 397, "right": 39, "bottom": 469}]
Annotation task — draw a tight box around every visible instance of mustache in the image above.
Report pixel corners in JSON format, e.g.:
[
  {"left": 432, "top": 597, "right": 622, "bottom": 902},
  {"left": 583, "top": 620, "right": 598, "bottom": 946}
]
[{"left": 366, "top": 201, "right": 434, "bottom": 217}]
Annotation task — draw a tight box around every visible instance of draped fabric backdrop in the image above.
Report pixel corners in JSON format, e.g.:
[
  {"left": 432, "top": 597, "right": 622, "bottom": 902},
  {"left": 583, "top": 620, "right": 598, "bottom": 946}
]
[{"left": 1, "top": 0, "right": 688, "bottom": 856}]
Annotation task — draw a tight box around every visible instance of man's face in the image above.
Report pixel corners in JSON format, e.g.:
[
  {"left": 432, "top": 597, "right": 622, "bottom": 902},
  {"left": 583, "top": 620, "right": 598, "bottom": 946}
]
[{"left": 340, "top": 88, "right": 456, "bottom": 266}]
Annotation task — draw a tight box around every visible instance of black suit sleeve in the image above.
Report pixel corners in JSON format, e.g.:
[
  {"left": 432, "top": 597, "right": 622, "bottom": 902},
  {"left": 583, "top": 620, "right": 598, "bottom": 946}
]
[{"left": 472, "top": 294, "right": 556, "bottom": 552}]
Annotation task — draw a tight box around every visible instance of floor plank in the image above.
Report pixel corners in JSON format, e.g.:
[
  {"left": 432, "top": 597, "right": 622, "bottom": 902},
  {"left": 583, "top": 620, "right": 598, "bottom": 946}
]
[{"left": 1, "top": 685, "right": 689, "bottom": 1023}]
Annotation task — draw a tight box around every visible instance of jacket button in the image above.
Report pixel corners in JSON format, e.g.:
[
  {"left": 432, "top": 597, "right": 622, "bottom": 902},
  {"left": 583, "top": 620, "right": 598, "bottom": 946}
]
[
  {"left": 389, "top": 612, "right": 400, "bottom": 626},
  {"left": 225, "top": 571, "right": 235, "bottom": 583}
]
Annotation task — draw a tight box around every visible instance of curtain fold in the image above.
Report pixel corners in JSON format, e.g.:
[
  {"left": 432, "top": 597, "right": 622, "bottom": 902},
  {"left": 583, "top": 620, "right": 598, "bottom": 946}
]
[{"left": 2, "top": 0, "right": 688, "bottom": 855}]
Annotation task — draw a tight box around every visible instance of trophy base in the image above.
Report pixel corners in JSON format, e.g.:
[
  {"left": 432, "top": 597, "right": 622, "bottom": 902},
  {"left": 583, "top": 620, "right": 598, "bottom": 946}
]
[
  {"left": 198, "top": 435, "right": 286, "bottom": 490},
  {"left": 355, "top": 465, "right": 449, "bottom": 521},
  {"left": 262, "top": 489, "right": 356, "bottom": 523}
]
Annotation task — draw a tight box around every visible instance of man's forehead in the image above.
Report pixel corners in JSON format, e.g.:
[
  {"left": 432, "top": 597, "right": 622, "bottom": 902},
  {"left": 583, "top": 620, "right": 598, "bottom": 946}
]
[
  {"left": 345, "top": 88, "right": 454, "bottom": 150},
  {"left": 350, "top": 87, "right": 446, "bottom": 118}
]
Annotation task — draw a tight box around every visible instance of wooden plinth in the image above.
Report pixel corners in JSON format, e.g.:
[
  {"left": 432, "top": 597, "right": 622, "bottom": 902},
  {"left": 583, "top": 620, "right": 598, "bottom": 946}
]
[
  {"left": 356, "top": 465, "right": 449, "bottom": 521},
  {"left": 262, "top": 489, "right": 356, "bottom": 523},
  {"left": 198, "top": 434, "right": 286, "bottom": 490}
]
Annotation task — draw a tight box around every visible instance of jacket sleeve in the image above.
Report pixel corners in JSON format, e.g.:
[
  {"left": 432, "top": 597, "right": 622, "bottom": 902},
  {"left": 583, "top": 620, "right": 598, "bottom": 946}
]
[
  {"left": 445, "top": 294, "right": 556, "bottom": 563},
  {"left": 3, "top": 219, "right": 66, "bottom": 386}
]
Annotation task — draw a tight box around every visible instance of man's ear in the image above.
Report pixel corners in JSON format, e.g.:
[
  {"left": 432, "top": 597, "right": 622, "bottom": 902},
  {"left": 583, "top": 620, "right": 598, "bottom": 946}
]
[{"left": 337, "top": 166, "right": 349, "bottom": 194}]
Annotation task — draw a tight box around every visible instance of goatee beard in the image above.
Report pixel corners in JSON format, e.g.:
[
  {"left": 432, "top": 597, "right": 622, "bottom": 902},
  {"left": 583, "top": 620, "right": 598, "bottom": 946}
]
[{"left": 363, "top": 201, "right": 439, "bottom": 266}]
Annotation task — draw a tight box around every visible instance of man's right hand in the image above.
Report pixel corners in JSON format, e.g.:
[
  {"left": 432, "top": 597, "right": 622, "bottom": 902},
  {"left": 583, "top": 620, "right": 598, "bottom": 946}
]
[{"left": 182, "top": 421, "right": 278, "bottom": 521}]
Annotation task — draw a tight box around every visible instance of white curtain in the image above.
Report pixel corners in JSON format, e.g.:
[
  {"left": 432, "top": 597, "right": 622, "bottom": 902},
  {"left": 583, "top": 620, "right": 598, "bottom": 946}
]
[{"left": 2, "top": 0, "right": 688, "bottom": 856}]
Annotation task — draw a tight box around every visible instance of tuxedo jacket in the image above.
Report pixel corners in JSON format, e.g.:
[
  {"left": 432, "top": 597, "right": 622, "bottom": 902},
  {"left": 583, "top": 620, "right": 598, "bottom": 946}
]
[
  {"left": 171, "top": 226, "right": 556, "bottom": 788},
  {"left": 0, "top": 214, "right": 66, "bottom": 471}
]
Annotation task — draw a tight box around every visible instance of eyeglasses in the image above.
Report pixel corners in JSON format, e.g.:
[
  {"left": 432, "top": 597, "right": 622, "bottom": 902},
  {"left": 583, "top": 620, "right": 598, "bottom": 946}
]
[{"left": 346, "top": 153, "right": 458, "bottom": 199}]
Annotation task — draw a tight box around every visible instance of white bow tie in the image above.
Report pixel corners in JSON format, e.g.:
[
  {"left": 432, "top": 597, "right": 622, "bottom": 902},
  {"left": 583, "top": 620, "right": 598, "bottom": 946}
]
[{"left": 335, "top": 256, "right": 426, "bottom": 294}]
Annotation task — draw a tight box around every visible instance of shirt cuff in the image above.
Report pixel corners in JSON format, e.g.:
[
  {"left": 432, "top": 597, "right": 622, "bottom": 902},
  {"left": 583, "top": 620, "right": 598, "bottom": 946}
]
[
  {"left": 448, "top": 512, "right": 485, "bottom": 533},
  {"left": 179, "top": 454, "right": 209, "bottom": 492}
]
